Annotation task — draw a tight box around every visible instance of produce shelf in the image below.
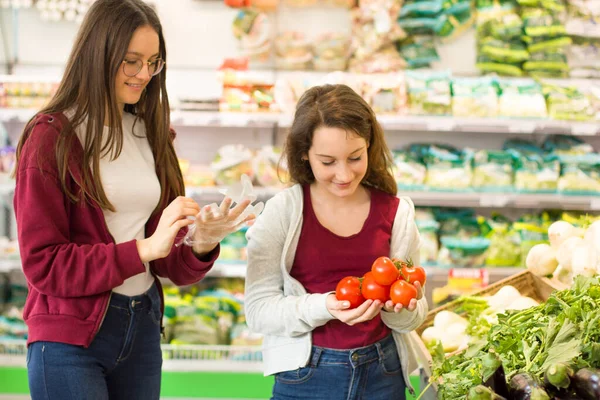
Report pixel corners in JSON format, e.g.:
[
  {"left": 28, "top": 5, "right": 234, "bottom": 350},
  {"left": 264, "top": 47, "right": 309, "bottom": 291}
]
[
  {"left": 2, "top": 108, "right": 599, "bottom": 136},
  {"left": 186, "top": 186, "right": 600, "bottom": 211}
]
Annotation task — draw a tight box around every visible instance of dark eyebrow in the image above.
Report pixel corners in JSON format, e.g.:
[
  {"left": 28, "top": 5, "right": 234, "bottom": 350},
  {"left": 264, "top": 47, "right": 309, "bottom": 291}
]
[
  {"left": 315, "top": 146, "right": 365, "bottom": 158},
  {"left": 126, "top": 51, "right": 160, "bottom": 58}
]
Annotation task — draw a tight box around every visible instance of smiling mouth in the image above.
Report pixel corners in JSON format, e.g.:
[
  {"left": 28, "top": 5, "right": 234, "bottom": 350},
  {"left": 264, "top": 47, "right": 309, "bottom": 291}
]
[{"left": 126, "top": 83, "right": 144, "bottom": 89}]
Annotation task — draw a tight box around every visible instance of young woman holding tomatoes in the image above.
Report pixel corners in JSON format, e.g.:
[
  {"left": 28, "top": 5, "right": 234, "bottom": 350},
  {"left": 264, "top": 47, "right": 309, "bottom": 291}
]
[{"left": 245, "top": 84, "right": 428, "bottom": 400}]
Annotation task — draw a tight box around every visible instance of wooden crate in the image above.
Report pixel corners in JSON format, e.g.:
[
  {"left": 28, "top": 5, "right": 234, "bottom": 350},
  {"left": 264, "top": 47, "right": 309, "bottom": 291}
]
[
  {"left": 416, "top": 270, "right": 560, "bottom": 336},
  {"left": 412, "top": 270, "right": 565, "bottom": 398}
]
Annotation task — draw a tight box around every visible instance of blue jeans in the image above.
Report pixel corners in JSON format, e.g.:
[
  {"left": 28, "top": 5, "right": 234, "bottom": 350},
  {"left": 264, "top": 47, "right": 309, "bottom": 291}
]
[
  {"left": 272, "top": 334, "right": 407, "bottom": 400},
  {"left": 27, "top": 283, "right": 163, "bottom": 400}
]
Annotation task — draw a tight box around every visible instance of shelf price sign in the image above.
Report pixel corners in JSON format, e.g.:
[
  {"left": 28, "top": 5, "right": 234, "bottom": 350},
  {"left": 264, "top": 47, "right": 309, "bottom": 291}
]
[{"left": 447, "top": 268, "right": 489, "bottom": 291}]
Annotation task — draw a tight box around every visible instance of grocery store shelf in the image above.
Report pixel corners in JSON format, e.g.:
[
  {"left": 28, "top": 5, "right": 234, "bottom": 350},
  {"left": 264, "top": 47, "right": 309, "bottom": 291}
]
[
  {"left": 406, "top": 191, "right": 600, "bottom": 210},
  {"left": 0, "top": 108, "right": 36, "bottom": 123},
  {"left": 188, "top": 185, "right": 600, "bottom": 210},
  {"left": 170, "top": 110, "right": 278, "bottom": 129},
  {"left": 207, "top": 262, "right": 247, "bottom": 278},
  {"left": 185, "top": 186, "right": 280, "bottom": 202},
  {"left": 2, "top": 108, "right": 599, "bottom": 136},
  {"left": 0, "top": 259, "right": 20, "bottom": 273},
  {"left": 376, "top": 115, "right": 600, "bottom": 136},
  {"left": 0, "top": 341, "right": 264, "bottom": 372}
]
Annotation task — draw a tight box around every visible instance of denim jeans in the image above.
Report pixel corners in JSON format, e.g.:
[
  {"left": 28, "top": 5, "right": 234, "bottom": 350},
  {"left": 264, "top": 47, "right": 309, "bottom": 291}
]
[
  {"left": 27, "top": 283, "right": 163, "bottom": 400},
  {"left": 272, "top": 334, "right": 407, "bottom": 400}
]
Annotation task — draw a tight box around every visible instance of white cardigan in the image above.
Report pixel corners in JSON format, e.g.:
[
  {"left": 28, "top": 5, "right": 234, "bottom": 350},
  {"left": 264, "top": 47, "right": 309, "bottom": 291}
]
[{"left": 244, "top": 184, "right": 428, "bottom": 391}]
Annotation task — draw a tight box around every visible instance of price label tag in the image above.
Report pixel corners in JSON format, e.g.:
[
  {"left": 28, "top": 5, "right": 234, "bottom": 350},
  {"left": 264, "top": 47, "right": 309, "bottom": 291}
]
[
  {"left": 571, "top": 123, "right": 599, "bottom": 136},
  {"left": 480, "top": 195, "right": 509, "bottom": 207},
  {"left": 590, "top": 199, "right": 600, "bottom": 211},
  {"left": 508, "top": 122, "right": 536, "bottom": 134},
  {"left": 447, "top": 268, "right": 489, "bottom": 290}
]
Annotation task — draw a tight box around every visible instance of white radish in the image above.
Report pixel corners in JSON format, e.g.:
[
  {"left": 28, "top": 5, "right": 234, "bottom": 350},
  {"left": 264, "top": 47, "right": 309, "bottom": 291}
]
[
  {"left": 548, "top": 221, "right": 578, "bottom": 249},
  {"left": 506, "top": 296, "right": 539, "bottom": 311},
  {"left": 526, "top": 244, "right": 559, "bottom": 277},
  {"left": 486, "top": 285, "right": 521, "bottom": 311},
  {"left": 556, "top": 236, "right": 585, "bottom": 271},
  {"left": 432, "top": 311, "right": 467, "bottom": 330},
  {"left": 571, "top": 242, "right": 599, "bottom": 278},
  {"left": 554, "top": 264, "right": 574, "bottom": 286},
  {"left": 421, "top": 326, "right": 441, "bottom": 345},
  {"left": 584, "top": 221, "right": 600, "bottom": 252}
]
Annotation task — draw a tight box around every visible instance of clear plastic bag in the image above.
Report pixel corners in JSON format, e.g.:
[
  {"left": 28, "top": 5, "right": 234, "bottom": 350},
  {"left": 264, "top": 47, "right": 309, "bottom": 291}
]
[{"left": 177, "top": 174, "right": 264, "bottom": 247}]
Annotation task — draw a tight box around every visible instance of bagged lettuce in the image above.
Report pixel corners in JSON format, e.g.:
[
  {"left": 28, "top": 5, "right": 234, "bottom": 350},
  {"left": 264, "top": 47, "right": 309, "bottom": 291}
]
[
  {"left": 472, "top": 149, "right": 515, "bottom": 191},
  {"left": 504, "top": 139, "right": 559, "bottom": 193},
  {"left": 406, "top": 70, "right": 452, "bottom": 115},
  {"left": 451, "top": 77, "right": 499, "bottom": 117},
  {"left": 497, "top": 78, "right": 547, "bottom": 118},
  {"left": 557, "top": 154, "right": 600, "bottom": 195},
  {"left": 542, "top": 83, "right": 595, "bottom": 121}
]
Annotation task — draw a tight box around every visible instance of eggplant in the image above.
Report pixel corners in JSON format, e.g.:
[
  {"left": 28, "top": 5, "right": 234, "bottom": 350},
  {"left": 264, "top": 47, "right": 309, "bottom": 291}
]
[
  {"left": 483, "top": 363, "right": 510, "bottom": 399},
  {"left": 551, "top": 390, "right": 584, "bottom": 400},
  {"left": 467, "top": 385, "right": 507, "bottom": 400},
  {"left": 571, "top": 368, "right": 600, "bottom": 400},
  {"left": 509, "top": 373, "right": 551, "bottom": 400},
  {"left": 545, "top": 363, "right": 574, "bottom": 390}
]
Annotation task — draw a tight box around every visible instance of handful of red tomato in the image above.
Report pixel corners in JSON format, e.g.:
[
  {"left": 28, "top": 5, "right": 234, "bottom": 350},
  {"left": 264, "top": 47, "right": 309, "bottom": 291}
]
[{"left": 335, "top": 257, "right": 426, "bottom": 309}]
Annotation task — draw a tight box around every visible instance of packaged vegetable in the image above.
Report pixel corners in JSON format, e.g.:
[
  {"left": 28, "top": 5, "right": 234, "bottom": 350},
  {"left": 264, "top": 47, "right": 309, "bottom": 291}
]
[
  {"left": 485, "top": 215, "right": 522, "bottom": 267},
  {"left": 423, "top": 146, "right": 473, "bottom": 190},
  {"left": 479, "top": 37, "right": 530, "bottom": 63},
  {"left": 397, "top": 35, "right": 440, "bottom": 69},
  {"left": 415, "top": 212, "right": 440, "bottom": 266},
  {"left": 557, "top": 154, "right": 600, "bottom": 195},
  {"left": 543, "top": 83, "right": 595, "bottom": 121},
  {"left": 406, "top": 70, "right": 452, "bottom": 115},
  {"left": 497, "top": 78, "right": 547, "bottom": 118},
  {"left": 542, "top": 135, "right": 594, "bottom": 156},
  {"left": 211, "top": 145, "right": 255, "bottom": 186},
  {"left": 476, "top": 55, "right": 524, "bottom": 77},
  {"left": 523, "top": 51, "right": 570, "bottom": 74},
  {"left": 472, "top": 149, "right": 514, "bottom": 191},
  {"left": 503, "top": 140, "right": 559, "bottom": 193},
  {"left": 451, "top": 77, "right": 499, "bottom": 117},
  {"left": 438, "top": 237, "right": 491, "bottom": 268},
  {"left": 252, "top": 146, "right": 289, "bottom": 188},
  {"left": 392, "top": 150, "right": 427, "bottom": 189},
  {"left": 362, "top": 73, "right": 408, "bottom": 114},
  {"left": 522, "top": 8, "right": 566, "bottom": 38}
]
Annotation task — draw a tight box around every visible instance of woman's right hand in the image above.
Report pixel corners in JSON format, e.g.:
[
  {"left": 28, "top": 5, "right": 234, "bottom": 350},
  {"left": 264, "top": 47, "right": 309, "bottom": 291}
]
[
  {"left": 326, "top": 293, "right": 383, "bottom": 326},
  {"left": 137, "top": 196, "right": 200, "bottom": 263}
]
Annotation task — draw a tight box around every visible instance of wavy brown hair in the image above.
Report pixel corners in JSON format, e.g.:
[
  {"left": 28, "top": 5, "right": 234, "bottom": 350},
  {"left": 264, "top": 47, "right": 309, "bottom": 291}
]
[
  {"left": 282, "top": 84, "right": 397, "bottom": 195},
  {"left": 15, "top": 0, "right": 183, "bottom": 212}
]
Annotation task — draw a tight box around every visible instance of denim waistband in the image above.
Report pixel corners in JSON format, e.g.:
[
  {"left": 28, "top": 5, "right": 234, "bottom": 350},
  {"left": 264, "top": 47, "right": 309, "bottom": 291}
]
[
  {"left": 110, "top": 282, "right": 160, "bottom": 312},
  {"left": 309, "top": 334, "right": 396, "bottom": 368}
]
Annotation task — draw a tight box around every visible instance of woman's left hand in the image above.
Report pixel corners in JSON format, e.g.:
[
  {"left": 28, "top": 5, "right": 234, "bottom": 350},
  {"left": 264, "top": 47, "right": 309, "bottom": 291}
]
[
  {"left": 191, "top": 197, "right": 255, "bottom": 256},
  {"left": 382, "top": 281, "right": 423, "bottom": 313}
]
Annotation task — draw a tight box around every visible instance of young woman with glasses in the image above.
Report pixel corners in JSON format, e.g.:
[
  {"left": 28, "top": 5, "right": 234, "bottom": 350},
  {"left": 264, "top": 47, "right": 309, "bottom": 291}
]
[{"left": 13, "top": 1, "right": 254, "bottom": 398}]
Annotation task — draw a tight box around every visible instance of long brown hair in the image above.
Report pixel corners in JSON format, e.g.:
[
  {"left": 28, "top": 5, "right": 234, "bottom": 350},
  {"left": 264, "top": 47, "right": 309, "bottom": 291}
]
[
  {"left": 15, "top": 0, "right": 183, "bottom": 212},
  {"left": 283, "top": 84, "right": 397, "bottom": 195}
]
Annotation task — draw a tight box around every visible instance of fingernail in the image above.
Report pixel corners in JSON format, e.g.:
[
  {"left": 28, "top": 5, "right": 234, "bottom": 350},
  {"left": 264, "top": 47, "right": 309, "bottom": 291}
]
[{"left": 343, "top": 302, "right": 350, "bottom": 308}]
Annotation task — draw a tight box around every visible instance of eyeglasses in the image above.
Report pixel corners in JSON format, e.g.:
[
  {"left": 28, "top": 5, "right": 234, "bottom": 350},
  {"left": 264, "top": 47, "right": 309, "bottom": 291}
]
[{"left": 121, "top": 58, "right": 165, "bottom": 77}]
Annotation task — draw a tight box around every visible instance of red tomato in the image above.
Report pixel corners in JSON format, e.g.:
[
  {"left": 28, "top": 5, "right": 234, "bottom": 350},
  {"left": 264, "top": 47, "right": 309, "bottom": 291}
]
[
  {"left": 361, "top": 272, "right": 390, "bottom": 303},
  {"left": 399, "top": 264, "right": 427, "bottom": 287},
  {"left": 371, "top": 256, "right": 400, "bottom": 286},
  {"left": 335, "top": 276, "right": 364, "bottom": 309},
  {"left": 390, "top": 280, "right": 418, "bottom": 308}
]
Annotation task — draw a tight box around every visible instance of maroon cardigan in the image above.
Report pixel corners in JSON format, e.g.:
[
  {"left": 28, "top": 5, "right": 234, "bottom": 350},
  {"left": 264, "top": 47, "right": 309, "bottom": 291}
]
[{"left": 14, "top": 112, "right": 218, "bottom": 347}]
